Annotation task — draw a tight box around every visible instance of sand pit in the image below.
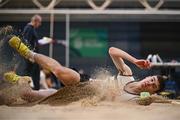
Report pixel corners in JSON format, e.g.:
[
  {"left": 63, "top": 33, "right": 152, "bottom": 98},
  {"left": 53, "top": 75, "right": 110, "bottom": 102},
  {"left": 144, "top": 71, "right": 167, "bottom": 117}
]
[
  {"left": 0, "top": 101, "right": 180, "bottom": 120},
  {"left": 0, "top": 80, "right": 180, "bottom": 120},
  {"left": 0, "top": 69, "right": 179, "bottom": 120}
]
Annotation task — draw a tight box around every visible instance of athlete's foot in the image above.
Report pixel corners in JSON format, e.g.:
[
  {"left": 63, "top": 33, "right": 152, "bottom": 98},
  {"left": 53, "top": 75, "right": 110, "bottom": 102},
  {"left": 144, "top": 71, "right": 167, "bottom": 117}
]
[
  {"left": 3, "top": 72, "right": 32, "bottom": 84},
  {"left": 8, "top": 36, "right": 36, "bottom": 62},
  {"left": 4, "top": 72, "right": 20, "bottom": 84},
  {"left": 21, "top": 90, "right": 45, "bottom": 103},
  {"left": 8, "top": 36, "right": 31, "bottom": 58}
]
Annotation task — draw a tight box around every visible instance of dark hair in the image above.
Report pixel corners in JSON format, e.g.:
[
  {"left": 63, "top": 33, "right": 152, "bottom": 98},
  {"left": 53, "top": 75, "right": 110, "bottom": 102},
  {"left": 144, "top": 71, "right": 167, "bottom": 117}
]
[{"left": 156, "top": 75, "right": 168, "bottom": 93}]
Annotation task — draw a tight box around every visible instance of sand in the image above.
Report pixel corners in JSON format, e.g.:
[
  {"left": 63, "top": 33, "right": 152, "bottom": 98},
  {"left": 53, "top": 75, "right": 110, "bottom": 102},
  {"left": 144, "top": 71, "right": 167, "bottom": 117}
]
[
  {"left": 0, "top": 81, "right": 180, "bottom": 120},
  {"left": 0, "top": 74, "right": 180, "bottom": 120},
  {"left": 0, "top": 101, "right": 180, "bottom": 120},
  {"left": 0, "top": 69, "right": 179, "bottom": 120},
  {"left": 1, "top": 74, "right": 180, "bottom": 120}
]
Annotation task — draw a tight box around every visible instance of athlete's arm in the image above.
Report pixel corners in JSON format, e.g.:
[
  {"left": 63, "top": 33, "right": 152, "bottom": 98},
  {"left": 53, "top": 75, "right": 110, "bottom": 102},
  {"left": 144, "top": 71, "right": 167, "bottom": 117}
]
[{"left": 109, "top": 47, "right": 150, "bottom": 74}]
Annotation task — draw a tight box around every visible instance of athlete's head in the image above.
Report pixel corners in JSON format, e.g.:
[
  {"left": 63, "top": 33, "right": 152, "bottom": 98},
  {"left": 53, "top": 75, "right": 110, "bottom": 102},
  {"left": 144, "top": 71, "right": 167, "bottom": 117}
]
[{"left": 138, "top": 75, "right": 167, "bottom": 94}]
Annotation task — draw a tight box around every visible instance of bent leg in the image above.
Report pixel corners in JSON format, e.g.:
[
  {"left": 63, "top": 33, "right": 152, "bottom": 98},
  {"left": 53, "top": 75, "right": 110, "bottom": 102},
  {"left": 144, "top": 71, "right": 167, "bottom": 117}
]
[
  {"left": 8, "top": 36, "right": 80, "bottom": 86},
  {"left": 34, "top": 53, "right": 80, "bottom": 86}
]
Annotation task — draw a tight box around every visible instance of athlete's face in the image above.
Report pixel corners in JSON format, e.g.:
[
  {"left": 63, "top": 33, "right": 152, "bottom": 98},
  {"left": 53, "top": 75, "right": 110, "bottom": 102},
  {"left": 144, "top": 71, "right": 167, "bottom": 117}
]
[{"left": 139, "top": 76, "right": 160, "bottom": 94}]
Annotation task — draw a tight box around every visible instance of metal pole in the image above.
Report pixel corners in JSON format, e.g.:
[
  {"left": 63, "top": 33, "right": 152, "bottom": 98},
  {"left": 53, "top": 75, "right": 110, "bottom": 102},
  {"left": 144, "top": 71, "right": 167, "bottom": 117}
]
[
  {"left": 65, "top": 14, "right": 70, "bottom": 67},
  {"left": 1, "top": 9, "right": 180, "bottom": 15},
  {"left": 49, "top": 13, "right": 54, "bottom": 57}
]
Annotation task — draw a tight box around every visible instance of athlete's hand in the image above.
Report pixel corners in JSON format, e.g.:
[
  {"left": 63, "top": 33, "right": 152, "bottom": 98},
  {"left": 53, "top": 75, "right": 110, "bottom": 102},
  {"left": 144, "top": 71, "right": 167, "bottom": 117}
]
[{"left": 134, "top": 59, "right": 151, "bottom": 69}]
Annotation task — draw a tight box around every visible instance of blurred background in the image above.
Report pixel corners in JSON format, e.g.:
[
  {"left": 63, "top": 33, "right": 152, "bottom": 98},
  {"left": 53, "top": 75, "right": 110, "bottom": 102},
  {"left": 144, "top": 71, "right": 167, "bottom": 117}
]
[{"left": 0, "top": 0, "right": 180, "bottom": 96}]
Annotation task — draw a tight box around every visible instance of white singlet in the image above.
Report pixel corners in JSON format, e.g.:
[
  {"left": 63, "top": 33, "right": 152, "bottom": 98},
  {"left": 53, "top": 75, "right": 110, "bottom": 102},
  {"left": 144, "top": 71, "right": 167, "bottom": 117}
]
[{"left": 116, "top": 74, "right": 138, "bottom": 101}]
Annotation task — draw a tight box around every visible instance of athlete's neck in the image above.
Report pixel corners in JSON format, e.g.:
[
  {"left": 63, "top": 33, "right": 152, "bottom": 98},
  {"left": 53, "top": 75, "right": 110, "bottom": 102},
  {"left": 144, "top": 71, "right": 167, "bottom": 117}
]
[{"left": 125, "top": 81, "right": 142, "bottom": 95}]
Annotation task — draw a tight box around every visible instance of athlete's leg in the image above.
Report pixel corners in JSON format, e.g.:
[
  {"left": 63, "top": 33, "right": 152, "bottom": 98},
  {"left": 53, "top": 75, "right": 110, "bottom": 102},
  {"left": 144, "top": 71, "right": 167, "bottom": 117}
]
[
  {"left": 33, "top": 53, "right": 80, "bottom": 85},
  {"left": 4, "top": 72, "right": 57, "bottom": 103},
  {"left": 21, "top": 89, "right": 57, "bottom": 102},
  {"left": 8, "top": 36, "right": 80, "bottom": 86}
]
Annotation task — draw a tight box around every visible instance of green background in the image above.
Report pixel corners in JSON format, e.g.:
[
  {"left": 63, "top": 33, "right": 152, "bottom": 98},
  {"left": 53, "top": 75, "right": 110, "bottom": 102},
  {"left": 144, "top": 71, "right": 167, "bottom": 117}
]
[{"left": 70, "top": 28, "right": 108, "bottom": 58}]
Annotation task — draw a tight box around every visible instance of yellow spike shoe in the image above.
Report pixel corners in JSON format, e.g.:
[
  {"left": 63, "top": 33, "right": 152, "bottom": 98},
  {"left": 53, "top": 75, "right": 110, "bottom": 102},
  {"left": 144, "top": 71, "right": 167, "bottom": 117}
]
[
  {"left": 4, "top": 72, "right": 20, "bottom": 84},
  {"left": 8, "top": 36, "right": 30, "bottom": 58}
]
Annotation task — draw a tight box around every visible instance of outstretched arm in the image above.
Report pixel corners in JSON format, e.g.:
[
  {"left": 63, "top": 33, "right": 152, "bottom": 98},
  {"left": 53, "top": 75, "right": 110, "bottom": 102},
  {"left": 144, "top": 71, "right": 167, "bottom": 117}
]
[{"left": 109, "top": 47, "right": 151, "bottom": 75}]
